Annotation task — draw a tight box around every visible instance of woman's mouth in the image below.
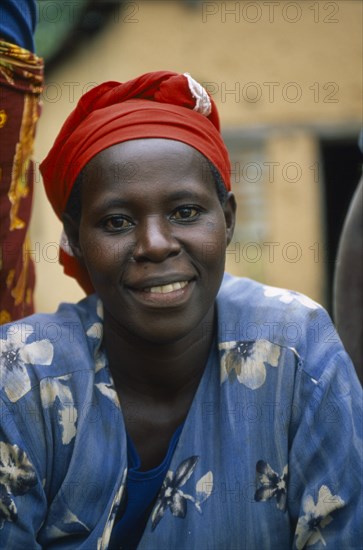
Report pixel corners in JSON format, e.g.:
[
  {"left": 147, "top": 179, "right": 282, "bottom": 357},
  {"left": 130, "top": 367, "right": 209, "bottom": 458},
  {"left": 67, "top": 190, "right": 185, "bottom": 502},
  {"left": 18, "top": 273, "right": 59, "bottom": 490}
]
[
  {"left": 129, "top": 280, "right": 194, "bottom": 306},
  {"left": 143, "top": 281, "right": 189, "bottom": 294}
]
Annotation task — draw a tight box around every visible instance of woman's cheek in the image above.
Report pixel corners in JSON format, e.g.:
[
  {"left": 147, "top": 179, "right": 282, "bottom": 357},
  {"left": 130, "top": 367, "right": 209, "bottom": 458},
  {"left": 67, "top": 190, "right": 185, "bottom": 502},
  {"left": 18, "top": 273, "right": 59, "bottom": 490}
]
[
  {"left": 199, "top": 220, "right": 228, "bottom": 265},
  {"left": 81, "top": 232, "right": 131, "bottom": 277},
  {"left": 81, "top": 238, "right": 105, "bottom": 266}
]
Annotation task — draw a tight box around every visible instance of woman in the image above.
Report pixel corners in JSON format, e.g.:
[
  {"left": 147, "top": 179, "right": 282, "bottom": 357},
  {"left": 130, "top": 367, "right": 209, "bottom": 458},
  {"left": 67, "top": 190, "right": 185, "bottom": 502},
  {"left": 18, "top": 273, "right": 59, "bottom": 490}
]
[{"left": 0, "top": 71, "right": 362, "bottom": 549}]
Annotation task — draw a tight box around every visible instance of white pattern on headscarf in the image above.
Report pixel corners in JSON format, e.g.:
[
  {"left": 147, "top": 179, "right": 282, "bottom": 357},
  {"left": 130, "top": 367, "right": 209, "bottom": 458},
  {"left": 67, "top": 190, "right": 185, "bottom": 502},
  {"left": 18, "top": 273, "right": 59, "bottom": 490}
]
[{"left": 183, "top": 73, "right": 212, "bottom": 116}]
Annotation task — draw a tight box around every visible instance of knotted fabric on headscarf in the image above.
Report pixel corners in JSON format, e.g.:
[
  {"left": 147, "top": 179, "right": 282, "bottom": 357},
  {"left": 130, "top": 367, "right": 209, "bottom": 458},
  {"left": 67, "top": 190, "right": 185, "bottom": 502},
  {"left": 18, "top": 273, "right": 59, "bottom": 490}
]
[{"left": 40, "top": 71, "right": 232, "bottom": 293}]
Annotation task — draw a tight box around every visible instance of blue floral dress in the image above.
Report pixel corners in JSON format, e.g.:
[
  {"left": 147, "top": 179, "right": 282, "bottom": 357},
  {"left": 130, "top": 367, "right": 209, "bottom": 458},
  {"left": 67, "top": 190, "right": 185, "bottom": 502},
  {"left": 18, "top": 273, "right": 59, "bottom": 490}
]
[{"left": 0, "top": 274, "right": 362, "bottom": 549}]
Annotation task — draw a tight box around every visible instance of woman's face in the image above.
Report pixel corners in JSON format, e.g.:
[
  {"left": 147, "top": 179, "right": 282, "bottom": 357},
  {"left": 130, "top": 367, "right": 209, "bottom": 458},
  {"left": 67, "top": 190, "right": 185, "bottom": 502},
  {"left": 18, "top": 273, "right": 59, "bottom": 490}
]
[{"left": 68, "top": 138, "right": 235, "bottom": 344}]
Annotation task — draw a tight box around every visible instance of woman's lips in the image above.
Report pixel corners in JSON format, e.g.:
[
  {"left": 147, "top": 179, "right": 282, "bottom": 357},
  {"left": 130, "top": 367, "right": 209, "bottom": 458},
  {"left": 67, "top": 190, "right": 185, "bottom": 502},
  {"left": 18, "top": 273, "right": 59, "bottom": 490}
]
[
  {"left": 143, "top": 280, "right": 189, "bottom": 294},
  {"left": 128, "top": 280, "right": 194, "bottom": 306}
]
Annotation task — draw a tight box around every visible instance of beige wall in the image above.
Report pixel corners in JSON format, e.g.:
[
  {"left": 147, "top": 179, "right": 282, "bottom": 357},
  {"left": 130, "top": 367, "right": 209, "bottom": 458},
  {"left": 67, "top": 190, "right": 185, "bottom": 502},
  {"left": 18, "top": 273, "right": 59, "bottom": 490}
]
[{"left": 31, "top": 0, "right": 362, "bottom": 312}]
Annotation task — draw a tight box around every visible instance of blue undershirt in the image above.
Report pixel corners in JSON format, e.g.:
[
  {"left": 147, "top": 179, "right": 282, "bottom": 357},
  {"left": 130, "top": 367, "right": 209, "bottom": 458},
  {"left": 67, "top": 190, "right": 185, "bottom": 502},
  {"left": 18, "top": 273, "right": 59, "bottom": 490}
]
[
  {"left": 108, "top": 424, "right": 184, "bottom": 550},
  {"left": 0, "top": 0, "right": 37, "bottom": 52}
]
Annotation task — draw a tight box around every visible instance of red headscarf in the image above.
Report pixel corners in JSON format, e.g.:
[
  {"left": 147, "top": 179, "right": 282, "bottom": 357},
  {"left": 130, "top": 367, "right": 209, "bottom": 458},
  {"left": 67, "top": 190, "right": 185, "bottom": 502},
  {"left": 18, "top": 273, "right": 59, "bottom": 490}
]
[{"left": 40, "top": 71, "right": 231, "bottom": 293}]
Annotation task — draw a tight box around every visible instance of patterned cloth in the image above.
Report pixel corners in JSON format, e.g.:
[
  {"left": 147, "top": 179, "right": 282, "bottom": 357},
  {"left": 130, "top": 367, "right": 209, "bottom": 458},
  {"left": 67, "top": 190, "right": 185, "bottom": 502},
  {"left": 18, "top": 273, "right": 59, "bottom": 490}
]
[
  {"left": 0, "top": 275, "right": 362, "bottom": 549},
  {"left": 0, "top": 40, "right": 43, "bottom": 323}
]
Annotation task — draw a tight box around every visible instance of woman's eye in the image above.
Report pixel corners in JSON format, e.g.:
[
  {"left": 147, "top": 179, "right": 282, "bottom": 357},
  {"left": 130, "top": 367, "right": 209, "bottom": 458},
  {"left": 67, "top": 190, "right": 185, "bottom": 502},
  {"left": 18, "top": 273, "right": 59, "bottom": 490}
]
[
  {"left": 102, "top": 216, "right": 133, "bottom": 231},
  {"left": 172, "top": 206, "right": 200, "bottom": 221}
]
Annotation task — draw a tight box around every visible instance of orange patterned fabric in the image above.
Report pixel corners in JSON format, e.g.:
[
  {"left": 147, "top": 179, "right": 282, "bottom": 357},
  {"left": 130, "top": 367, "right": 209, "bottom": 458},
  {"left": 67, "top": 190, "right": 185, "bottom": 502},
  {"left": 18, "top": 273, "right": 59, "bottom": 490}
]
[{"left": 0, "top": 41, "right": 44, "bottom": 322}]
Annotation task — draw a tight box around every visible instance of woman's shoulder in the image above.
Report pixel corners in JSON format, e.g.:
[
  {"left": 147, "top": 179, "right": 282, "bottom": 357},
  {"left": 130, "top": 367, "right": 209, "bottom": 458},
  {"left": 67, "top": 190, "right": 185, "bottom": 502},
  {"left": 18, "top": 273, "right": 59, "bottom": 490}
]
[
  {"left": 0, "top": 293, "right": 102, "bottom": 343},
  {"left": 218, "top": 273, "right": 323, "bottom": 323},
  {"left": 0, "top": 294, "right": 104, "bottom": 402},
  {"left": 217, "top": 273, "right": 352, "bottom": 384}
]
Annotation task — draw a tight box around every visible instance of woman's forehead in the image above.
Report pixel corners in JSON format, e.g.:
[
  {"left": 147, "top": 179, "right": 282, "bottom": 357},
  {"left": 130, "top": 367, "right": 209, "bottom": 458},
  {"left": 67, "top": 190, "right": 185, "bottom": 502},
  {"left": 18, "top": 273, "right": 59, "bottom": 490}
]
[
  {"left": 88, "top": 138, "right": 206, "bottom": 163},
  {"left": 83, "top": 138, "right": 213, "bottom": 183},
  {"left": 79, "top": 139, "right": 218, "bottom": 210}
]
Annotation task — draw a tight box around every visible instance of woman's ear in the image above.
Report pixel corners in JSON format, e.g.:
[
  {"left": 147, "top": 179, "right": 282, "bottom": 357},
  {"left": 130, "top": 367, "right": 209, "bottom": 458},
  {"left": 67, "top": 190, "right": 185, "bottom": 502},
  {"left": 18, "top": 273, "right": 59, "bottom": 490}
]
[
  {"left": 62, "top": 213, "right": 83, "bottom": 261},
  {"left": 223, "top": 192, "right": 237, "bottom": 246}
]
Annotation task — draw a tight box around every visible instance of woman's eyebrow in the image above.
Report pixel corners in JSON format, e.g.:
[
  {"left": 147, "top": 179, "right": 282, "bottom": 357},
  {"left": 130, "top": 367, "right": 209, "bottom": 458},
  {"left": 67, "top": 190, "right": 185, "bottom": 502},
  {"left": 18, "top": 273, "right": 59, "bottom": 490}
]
[
  {"left": 92, "top": 197, "right": 129, "bottom": 213},
  {"left": 91, "top": 190, "right": 208, "bottom": 215},
  {"left": 167, "top": 190, "right": 207, "bottom": 201}
]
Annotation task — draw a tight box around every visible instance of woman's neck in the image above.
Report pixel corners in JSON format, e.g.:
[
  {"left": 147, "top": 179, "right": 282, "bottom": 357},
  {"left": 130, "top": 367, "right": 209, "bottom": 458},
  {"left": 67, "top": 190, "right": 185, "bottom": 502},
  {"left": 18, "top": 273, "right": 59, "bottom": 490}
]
[{"left": 103, "top": 306, "right": 215, "bottom": 401}]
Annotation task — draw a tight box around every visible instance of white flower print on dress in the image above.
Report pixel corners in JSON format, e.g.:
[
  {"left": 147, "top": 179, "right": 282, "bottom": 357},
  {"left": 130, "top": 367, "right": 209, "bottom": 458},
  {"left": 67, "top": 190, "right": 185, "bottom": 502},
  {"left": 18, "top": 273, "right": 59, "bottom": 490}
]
[
  {"left": 0, "top": 442, "right": 37, "bottom": 528},
  {"left": 45, "top": 508, "right": 90, "bottom": 539},
  {"left": 219, "top": 340, "right": 280, "bottom": 389},
  {"left": 40, "top": 375, "right": 78, "bottom": 445},
  {"left": 87, "top": 300, "right": 106, "bottom": 373},
  {"left": 96, "top": 299, "right": 103, "bottom": 320},
  {"left": 97, "top": 468, "right": 127, "bottom": 550},
  {"left": 88, "top": 299, "right": 120, "bottom": 410},
  {"left": 295, "top": 485, "right": 344, "bottom": 549},
  {"left": 0, "top": 324, "right": 53, "bottom": 402},
  {"left": 95, "top": 382, "right": 120, "bottom": 409},
  {"left": 263, "top": 286, "right": 320, "bottom": 310},
  {"left": 87, "top": 323, "right": 106, "bottom": 373},
  {"left": 254, "top": 460, "right": 288, "bottom": 511},
  {"left": 151, "top": 456, "right": 213, "bottom": 530},
  {"left": 63, "top": 508, "right": 89, "bottom": 531}
]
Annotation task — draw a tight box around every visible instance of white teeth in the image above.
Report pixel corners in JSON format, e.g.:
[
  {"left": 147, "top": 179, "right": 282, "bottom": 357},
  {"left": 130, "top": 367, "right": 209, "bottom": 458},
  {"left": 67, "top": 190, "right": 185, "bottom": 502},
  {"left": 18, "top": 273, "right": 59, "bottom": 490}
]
[{"left": 144, "top": 281, "right": 189, "bottom": 294}]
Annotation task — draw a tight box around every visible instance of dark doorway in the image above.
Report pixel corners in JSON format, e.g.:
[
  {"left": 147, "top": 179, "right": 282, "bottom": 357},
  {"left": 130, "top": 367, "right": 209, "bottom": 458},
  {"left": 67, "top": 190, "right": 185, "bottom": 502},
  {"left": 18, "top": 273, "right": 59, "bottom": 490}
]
[{"left": 320, "top": 137, "right": 362, "bottom": 314}]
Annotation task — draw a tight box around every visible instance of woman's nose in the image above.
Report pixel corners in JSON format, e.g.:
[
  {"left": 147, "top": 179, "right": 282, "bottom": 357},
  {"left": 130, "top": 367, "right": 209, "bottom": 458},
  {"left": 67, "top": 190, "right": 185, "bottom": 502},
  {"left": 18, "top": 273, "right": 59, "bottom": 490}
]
[{"left": 132, "top": 216, "right": 181, "bottom": 262}]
